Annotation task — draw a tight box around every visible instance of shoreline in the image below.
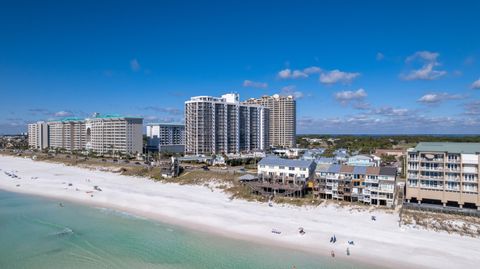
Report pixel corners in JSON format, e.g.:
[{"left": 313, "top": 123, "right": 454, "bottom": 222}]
[{"left": 1, "top": 155, "right": 478, "bottom": 269}]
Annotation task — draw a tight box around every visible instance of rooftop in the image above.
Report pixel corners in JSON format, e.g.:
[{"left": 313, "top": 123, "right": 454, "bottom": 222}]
[
  {"left": 317, "top": 164, "right": 396, "bottom": 176},
  {"left": 258, "top": 157, "right": 315, "bottom": 169},
  {"left": 412, "top": 142, "right": 480, "bottom": 154},
  {"left": 88, "top": 114, "right": 143, "bottom": 120}
]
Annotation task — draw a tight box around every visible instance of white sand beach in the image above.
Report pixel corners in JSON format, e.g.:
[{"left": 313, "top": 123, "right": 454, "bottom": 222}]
[{"left": 1, "top": 155, "right": 479, "bottom": 269}]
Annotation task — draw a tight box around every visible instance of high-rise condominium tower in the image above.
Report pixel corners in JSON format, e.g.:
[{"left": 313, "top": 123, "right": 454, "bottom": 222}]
[
  {"left": 185, "top": 93, "right": 269, "bottom": 155},
  {"left": 48, "top": 118, "right": 86, "bottom": 151},
  {"left": 244, "top": 94, "right": 296, "bottom": 148},
  {"left": 27, "top": 121, "right": 49, "bottom": 149}
]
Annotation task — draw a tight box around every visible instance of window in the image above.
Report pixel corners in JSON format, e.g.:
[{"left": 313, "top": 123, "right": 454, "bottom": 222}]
[
  {"left": 289, "top": 167, "right": 295, "bottom": 171},
  {"left": 279, "top": 166, "right": 285, "bottom": 169}
]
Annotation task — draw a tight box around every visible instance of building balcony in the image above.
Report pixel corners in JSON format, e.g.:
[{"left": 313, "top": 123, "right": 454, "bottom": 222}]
[
  {"left": 419, "top": 167, "right": 444, "bottom": 172},
  {"left": 420, "top": 158, "right": 444, "bottom": 163},
  {"left": 418, "top": 175, "right": 444, "bottom": 180}
]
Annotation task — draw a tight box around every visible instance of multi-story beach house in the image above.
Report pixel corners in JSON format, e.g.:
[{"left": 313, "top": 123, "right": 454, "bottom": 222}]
[
  {"left": 315, "top": 164, "right": 397, "bottom": 207},
  {"left": 48, "top": 118, "right": 86, "bottom": 151},
  {"left": 184, "top": 93, "right": 269, "bottom": 155},
  {"left": 247, "top": 157, "right": 316, "bottom": 197},
  {"left": 257, "top": 156, "right": 316, "bottom": 181},
  {"left": 406, "top": 142, "right": 480, "bottom": 209},
  {"left": 244, "top": 94, "right": 296, "bottom": 148},
  {"left": 27, "top": 121, "right": 48, "bottom": 149},
  {"left": 85, "top": 114, "right": 143, "bottom": 155},
  {"left": 146, "top": 123, "right": 185, "bottom": 153}
]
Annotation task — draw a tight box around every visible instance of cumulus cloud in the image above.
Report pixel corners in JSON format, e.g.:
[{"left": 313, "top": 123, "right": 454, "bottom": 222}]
[
  {"left": 417, "top": 92, "right": 464, "bottom": 104},
  {"left": 405, "top": 51, "right": 439, "bottom": 63},
  {"left": 334, "top": 88, "right": 367, "bottom": 105},
  {"left": 401, "top": 51, "right": 446, "bottom": 81},
  {"left": 242, "top": 80, "right": 268, "bottom": 88},
  {"left": 280, "top": 85, "right": 304, "bottom": 99},
  {"left": 471, "top": 78, "right": 480, "bottom": 89},
  {"left": 320, "top": 69, "right": 360, "bottom": 84},
  {"left": 278, "top": 69, "right": 307, "bottom": 79},
  {"left": 303, "top": 66, "right": 322, "bottom": 74},
  {"left": 278, "top": 66, "right": 321, "bottom": 79},
  {"left": 54, "top": 111, "right": 74, "bottom": 117},
  {"left": 130, "top": 58, "right": 141, "bottom": 72},
  {"left": 371, "top": 106, "right": 410, "bottom": 116}
]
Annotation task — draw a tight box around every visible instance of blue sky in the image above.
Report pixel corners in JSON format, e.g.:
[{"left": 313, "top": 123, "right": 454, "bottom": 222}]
[{"left": 1, "top": 0, "right": 480, "bottom": 134}]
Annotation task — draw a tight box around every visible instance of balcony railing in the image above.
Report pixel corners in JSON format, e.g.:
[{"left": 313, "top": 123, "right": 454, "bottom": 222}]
[
  {"left": 420, "top": 158, "right": 444, "bottom": 162},
  {"left": 420, "top": 167, "right": 444, "bottom": 172}
]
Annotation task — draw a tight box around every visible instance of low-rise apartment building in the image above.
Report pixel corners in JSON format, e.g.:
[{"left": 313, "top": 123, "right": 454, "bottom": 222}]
[
  {"left": 315, "top": 164, "right": 397, "bottom": 207},
  {"left": 406, "top": 142, "right": 480, "bottom": 209}
]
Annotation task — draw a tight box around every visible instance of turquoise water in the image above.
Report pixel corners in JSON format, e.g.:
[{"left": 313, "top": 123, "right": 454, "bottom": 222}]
[{"left": 0, "top": 191, "right": 374, "bottom": 269}]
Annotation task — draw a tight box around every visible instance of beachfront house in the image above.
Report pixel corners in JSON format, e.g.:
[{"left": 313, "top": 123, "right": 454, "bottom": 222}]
[
  {"left": 244, "top": 157, "right": 316, "bottom": 197},
  {"left": 314, "top": 164, "right": 397, "bottom": 207}
]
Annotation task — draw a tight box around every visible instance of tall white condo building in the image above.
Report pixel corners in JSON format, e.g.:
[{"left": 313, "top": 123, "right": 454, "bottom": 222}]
[
  {"left": 244, "top": 94, "right": 296, "bottom": 148},
  {"left": 185, "top": 93, "right": 269, "bottom": 155},
  {"left": 27, "top": 121, "right": 49, "bottom": 149},
  {"left": 85, "top": 114, "right": 143, "bottom": 154},
  {"left": 27, "top": 114, "right": 143, "bottom": 155}
]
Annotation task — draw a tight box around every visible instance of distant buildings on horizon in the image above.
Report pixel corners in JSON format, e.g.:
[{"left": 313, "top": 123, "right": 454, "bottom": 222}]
[
  {"left": 28, "top": 114, "right": 143, "bottom": 154},
  {"left": 27, "top": 92, "right": 298, "bottom": 156}
]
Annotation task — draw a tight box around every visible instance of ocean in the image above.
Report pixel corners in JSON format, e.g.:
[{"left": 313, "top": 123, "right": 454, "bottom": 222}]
[{"left": 0, "top": 190, "right": 374, "bottom": 269}]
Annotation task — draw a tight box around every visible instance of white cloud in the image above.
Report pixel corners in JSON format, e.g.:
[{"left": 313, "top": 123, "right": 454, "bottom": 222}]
[
  {"left": 130, "top": 58, "right": 141, "bottom": 72},
  {"left": 54, "top": 111, "right": 74, "bottom": 117},
  {"left": 242, "top": 80, "right": 268, "bottom": 88},
  {"left": 401, "top": 51, "right": 446, "bottom": 81},
  {"left": 278, "top": 66, "right": 321, "bottom": 79},
  {"left": 303, "top": 66, "right": 322, "bottom": 74},
  {"left": 320, "top": 69, "right": 360, "bottom": 84},
  {"left": 372, "top": 106, "right": 410, "bottom": 116},
  {"left": 280, "top": 85, "right": 304, "bottom": 99},
  {"left": 417, "top": 92, "right": 464, "bottom": 104},
  {"left": 471, "top": 78, "right": 480, "bottom": 89},
  {"left": 278, "top": 68, "right": 307, "bottom": 79},
  {"left": 376, "top": 52, "right": 385, "bottom": 61},
  {"left": 334, "top": 88, "right": 367, "bottom": 105},
  {"left": 402, "top": 63, "right": 447, "bottom": 81},
  {"left": 405, "top": 51, "right": 439, "bottom": 63}
]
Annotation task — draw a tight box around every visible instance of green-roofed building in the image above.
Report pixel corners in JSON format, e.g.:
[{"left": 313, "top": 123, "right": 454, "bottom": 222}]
[{"left": 406, "top": 142, "right": 480, "bottom": 210}]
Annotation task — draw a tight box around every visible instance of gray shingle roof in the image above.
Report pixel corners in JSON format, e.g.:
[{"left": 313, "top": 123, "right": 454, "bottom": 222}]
[
  {"left": 413, "top": 142, "right": 480, "bottom": 154},
  {"left": 379, "top": 167, "right": 397, "bottom": 176},
  {"left": 259, "top": 157, "right": 314, "bottom": 169},
  {"left": 327, "top": 164, "right": 341, "bottom": 173},
  {"left": 352, "top": 166, "right": 367, "bottom": 175}
]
